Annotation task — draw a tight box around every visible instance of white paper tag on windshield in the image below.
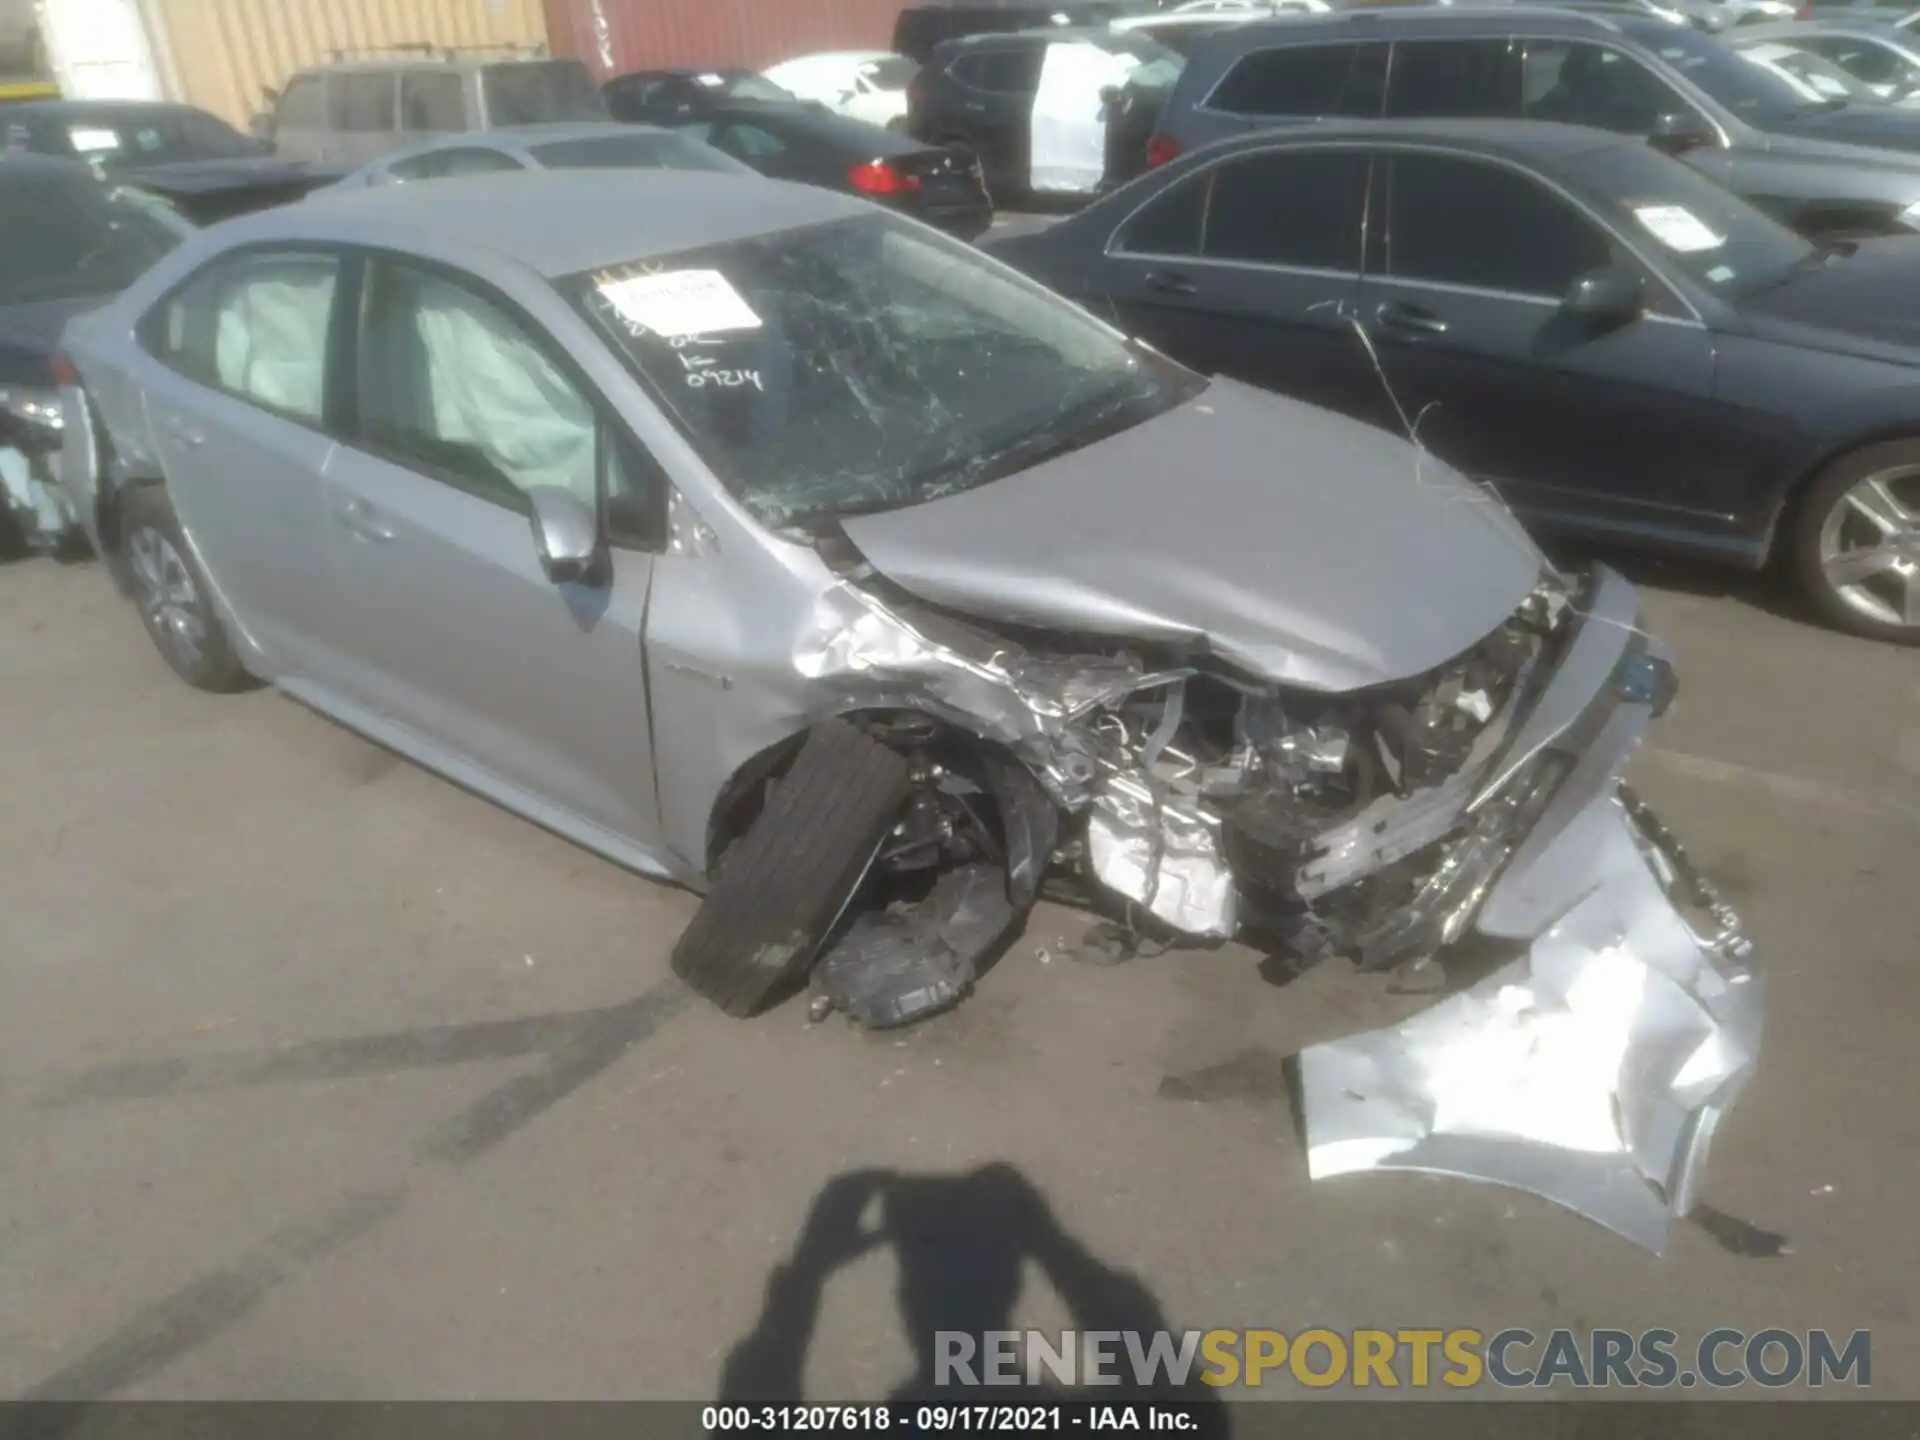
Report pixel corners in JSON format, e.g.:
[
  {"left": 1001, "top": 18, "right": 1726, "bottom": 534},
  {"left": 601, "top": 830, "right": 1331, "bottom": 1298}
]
[
  {"left": 67, "top": 126, "right": 122, "bottom": 154},
  {"left": 1632, "top": 204, "right": 1724, "bottom": 253},
  {"left": 599, "top": 269, "right": 761, "bottom": 338}
]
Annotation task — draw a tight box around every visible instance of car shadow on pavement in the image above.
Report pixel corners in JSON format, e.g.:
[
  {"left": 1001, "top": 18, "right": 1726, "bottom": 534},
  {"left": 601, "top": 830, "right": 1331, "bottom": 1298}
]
[{"left": 717, "top": 1164, "right": 1229, "bottom": 1430}]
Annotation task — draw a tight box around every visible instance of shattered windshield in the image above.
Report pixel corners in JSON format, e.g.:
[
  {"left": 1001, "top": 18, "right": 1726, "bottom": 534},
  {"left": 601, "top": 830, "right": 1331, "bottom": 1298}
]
[
  {"left": 565, "top": 214, "right": 1198, "bottom": 531},
  {"left": 0, "top": 174, "right": 191, "bottom": 305}
]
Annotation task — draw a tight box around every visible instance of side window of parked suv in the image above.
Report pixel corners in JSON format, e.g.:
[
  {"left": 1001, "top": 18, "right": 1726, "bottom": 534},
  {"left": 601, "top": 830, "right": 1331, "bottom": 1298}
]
[
  {"left": 1521, "top": 41, "right": 1694, "bottom": 134},
  {"left": 1386, "top": 38, "right": 1524, "bottom": 118},
  {"left": 1206, "top": 41, "right": 1389, "bottom": 117}
]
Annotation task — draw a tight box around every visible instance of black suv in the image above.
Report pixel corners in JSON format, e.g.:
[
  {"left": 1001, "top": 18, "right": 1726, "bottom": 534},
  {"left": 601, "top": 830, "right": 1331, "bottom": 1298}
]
[{"left": 1150, "top": 6, "right": 1920, "bottom": 236}]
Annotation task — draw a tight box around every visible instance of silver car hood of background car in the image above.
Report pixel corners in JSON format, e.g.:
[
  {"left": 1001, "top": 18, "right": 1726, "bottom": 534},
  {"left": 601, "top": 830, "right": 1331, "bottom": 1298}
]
[{"left": 841, "top": 379, "right": 1544, "bottom": 693}]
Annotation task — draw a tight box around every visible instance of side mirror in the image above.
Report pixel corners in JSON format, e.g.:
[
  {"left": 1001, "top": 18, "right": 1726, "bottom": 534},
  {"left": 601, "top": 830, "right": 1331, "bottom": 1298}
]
[
  {"left": 1649, "top": 110, "right": 1715, "bottom": 154},
  {"left": 1562, "top": 264, "right": 1644, "bottom": 325},
  {"left": 526, "top": 486, "right": 600, "bottom": 584}
]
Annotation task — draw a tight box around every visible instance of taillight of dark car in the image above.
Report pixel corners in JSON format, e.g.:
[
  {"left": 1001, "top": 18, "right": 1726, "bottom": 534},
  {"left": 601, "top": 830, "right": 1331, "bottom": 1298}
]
[
  {"left": 848, "top": 159, "right": 922, "bottom": 196},
  {"left": 50, "top": 353, "right": 81, "bottom": 386},
  {"left": 1145, "top": 132, "right": 1180, "bottom": 169}
]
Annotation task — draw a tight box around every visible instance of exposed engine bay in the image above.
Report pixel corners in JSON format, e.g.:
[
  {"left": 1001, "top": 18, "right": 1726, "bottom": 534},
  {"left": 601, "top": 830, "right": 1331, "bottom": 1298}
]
[{"left": 810, "top": 559, "right": 1581, "bottom": 989}]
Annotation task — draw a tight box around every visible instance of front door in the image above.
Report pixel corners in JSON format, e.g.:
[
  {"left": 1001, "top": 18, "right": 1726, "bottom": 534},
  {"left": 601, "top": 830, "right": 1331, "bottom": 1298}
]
[
  {"left": 1355, "top": 148, "right": 1742, "bottom": 541},
  {"left": 1092, "top": 145, "right": 1379, "bottom": 425},
  {"left": 137, "top": 246, "right": 348, "bottom": 678},
  {"left": 316, "top": 255, "right": 665, "bottom": 851}
]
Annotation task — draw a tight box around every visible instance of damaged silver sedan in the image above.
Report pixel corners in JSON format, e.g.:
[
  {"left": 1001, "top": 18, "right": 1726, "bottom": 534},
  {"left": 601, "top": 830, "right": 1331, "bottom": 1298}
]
[{"left": 55, "top": 171, "right": 1760, "bottom": 1247}]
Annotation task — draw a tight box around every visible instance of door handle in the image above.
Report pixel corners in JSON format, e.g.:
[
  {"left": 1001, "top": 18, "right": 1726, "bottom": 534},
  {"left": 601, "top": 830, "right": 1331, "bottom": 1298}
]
[
  {"left": 338, "top": 497, "right": 396, "bottom": 543},
  {"left": 162, "top": 415, "right": 205, "bottom": 448},
  {"left": 1375, "top": 301, "right": 1449, "bottom": 336},
  {"left": 1143, "top": 267, "right": 1198, "bottom": 296}
]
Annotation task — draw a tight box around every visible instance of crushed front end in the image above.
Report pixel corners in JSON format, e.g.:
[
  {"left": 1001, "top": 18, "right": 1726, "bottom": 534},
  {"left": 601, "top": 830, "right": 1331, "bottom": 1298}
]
[{"left": 799, "top": 556, "right": 1761, "bottom": 1250}]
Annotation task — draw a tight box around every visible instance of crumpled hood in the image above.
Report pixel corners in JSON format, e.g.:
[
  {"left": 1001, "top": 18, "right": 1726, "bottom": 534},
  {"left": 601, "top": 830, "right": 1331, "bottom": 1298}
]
[{"left": 841, "top": 379, "right": 1544, "bottom": 692}]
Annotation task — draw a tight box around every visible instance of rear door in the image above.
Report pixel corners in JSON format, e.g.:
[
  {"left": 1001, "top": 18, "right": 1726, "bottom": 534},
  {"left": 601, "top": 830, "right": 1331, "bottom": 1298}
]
[
  {"left": 135, "top": 246, "right": 348, "bottom": 678},
  {"left": 315, "top": 253, "right": 666, "bottom": 851},
  {"left": 1092, "top": 145, "right": 1378, "bottom": 421},
  {"left": 943, "top": 41, "right": 1044, "bottom": 192},
  {"left": 1354, "top": 148, "right": 1735, "bottom": 533}
]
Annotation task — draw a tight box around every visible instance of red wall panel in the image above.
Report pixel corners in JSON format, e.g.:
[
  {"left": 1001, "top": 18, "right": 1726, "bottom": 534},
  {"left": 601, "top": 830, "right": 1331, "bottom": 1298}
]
[{"left": 545, "top": 0, "right": 913, "bottom": 80}]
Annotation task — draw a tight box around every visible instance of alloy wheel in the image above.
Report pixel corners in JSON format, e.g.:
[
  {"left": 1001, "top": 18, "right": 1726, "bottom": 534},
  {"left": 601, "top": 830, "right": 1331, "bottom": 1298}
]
[
  {"left": 127, "top": 525, "right": 208, "bottom": 670},
  {"left": 1816, "top": 464, "right": 1920, "bottom": 632}
]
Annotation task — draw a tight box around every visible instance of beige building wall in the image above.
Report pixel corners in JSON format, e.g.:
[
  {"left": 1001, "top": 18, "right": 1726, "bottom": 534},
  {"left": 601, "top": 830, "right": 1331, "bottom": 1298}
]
[{"left": 143, "top": 0, "right": 546, "bottom": 125}]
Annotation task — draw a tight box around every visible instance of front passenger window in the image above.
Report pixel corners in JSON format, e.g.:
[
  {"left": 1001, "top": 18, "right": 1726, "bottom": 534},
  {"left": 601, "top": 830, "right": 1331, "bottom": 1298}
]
[
  {"left": 1386, "top": 153, "right": 1614, "bottom": 297},
  {"left": 1523, "top": 41, "right": 1694, "bottom": 134},
  {"left": 148, "top": 250, "right": 341, "bottom": 423},
  {"left": 356, "top": 260, "right": 598, "bottom": 513}
]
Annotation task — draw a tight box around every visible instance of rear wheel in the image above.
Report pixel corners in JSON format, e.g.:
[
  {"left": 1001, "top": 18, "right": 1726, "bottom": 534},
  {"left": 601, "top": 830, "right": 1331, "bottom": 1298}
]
[
  {"left": 118, "top": 486, "right": 250, "bottom": 690},
  {"left": 671, "top": 721, "right": 913, "bottom": 1017},
  {"left": 1789, "top": 440, "right": 1920, "bottom": 645}
]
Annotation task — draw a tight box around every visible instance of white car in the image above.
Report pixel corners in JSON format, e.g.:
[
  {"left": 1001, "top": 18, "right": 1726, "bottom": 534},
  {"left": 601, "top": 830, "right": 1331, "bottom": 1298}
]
[
  {"left": 761, "top": 50, "right": 918, "bottom": 131},
  {"left": 1736, "top": 37, "right": 1913, "bottom": 104}
]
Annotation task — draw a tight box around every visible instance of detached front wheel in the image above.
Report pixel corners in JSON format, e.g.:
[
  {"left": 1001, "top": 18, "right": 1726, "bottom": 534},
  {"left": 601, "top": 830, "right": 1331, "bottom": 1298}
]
[
  {"left": 671, "top": 721, "right": 912, "bottom": 1017},
  {"left": 1791, "top": 441, "right": 1920, "bottom": 644}
]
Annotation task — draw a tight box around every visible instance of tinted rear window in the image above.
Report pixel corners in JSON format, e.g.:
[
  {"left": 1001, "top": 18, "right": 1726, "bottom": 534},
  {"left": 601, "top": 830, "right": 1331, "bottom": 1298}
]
[
  {"left": 529, "top": 132, "right": 749, "bottom": 173},
  {"left": 0, "top": 175, "right": 190, "bottom": 305},
  {"left": 483, "top": 62, "right": 611, "bottom": 125},
  {"left": 1208, "top": 42, "right": 1389, "bottom": 117}
]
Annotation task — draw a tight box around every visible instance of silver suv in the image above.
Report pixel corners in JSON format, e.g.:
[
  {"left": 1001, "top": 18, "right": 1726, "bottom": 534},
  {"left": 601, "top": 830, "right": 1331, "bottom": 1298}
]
[{"left": 260, "top": 48, "right": 610, "bottom": 166}]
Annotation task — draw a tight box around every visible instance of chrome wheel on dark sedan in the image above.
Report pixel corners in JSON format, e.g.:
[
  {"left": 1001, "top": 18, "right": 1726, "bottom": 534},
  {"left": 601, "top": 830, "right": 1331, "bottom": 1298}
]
[{"left": 1811, "top": 462, "right": 1920, "bottom": 641}]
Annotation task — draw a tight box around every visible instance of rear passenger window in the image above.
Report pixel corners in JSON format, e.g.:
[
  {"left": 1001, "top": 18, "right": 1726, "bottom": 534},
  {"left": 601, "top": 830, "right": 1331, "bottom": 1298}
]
[
  {"left": 1386, "top": 38, "right": 1523, "bottom": 117},
  {"left": 1203, "top": 149, "right": 1368, "bottom": 271},
  {"left": 1116, "top": 171, "right": 1210, "bottom": 255},
  {"left": 331, "top": 72, "right": 397, "bottom": 133},
  {"left": 1206, "top": 42, "right": 1389, "bottom": 117},
  {"left": 147, "top": 251, "right": 341, "bottom": 423},
  {"left": 401, "top": 72, "right": 466, "bottom": 132},
  {"left": 1386, "top": 153, "right": 1613, "bottom": 296},
  {"left": 388, "top": 145, "right": 524, "bottom": 181}
]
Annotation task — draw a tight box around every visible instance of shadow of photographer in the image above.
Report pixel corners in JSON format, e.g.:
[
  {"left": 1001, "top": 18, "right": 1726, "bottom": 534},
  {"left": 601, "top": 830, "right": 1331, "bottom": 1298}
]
[{"left": 719, "top": 1163, "right": 1229, "bottom": 1432}]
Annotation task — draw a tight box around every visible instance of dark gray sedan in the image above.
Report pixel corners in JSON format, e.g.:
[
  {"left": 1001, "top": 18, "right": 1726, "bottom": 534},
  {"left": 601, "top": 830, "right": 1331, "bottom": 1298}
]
[{"left": 992, "top": 119, "right": 1920, "bottom": 641}]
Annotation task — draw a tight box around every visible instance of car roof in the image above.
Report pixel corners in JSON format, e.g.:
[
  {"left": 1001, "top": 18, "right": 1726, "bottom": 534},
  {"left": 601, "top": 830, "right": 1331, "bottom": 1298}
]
[
  {"left": 1739, "top": 14, "right": 1911, "bottom": 31},
  {"left": 1193, "top": 115, "right": 1636, "bottom": 159},
  {"left": 208, "top": 169, "right": 865, "bottom": 278},
  {"left": 293, "top": 53, "right": 559, "bottom": 76},
  {"left": 0, "top": 99, "right": 215, "bottom": 119},
  {"left": 1189, "top": 4, "right": 1632, "bottom": 43}
]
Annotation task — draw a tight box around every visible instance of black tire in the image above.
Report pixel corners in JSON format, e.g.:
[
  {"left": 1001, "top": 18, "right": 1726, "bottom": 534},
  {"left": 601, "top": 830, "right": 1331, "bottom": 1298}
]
[
  {"left": 672, "top": 721, "right": 912, "bottom": 1017},
  {"left": 117, "top": 486, "right": 252, "bottom": 690},
  {"left": 1788, "top": 439, "right": 1920, "bottom": 646}
]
